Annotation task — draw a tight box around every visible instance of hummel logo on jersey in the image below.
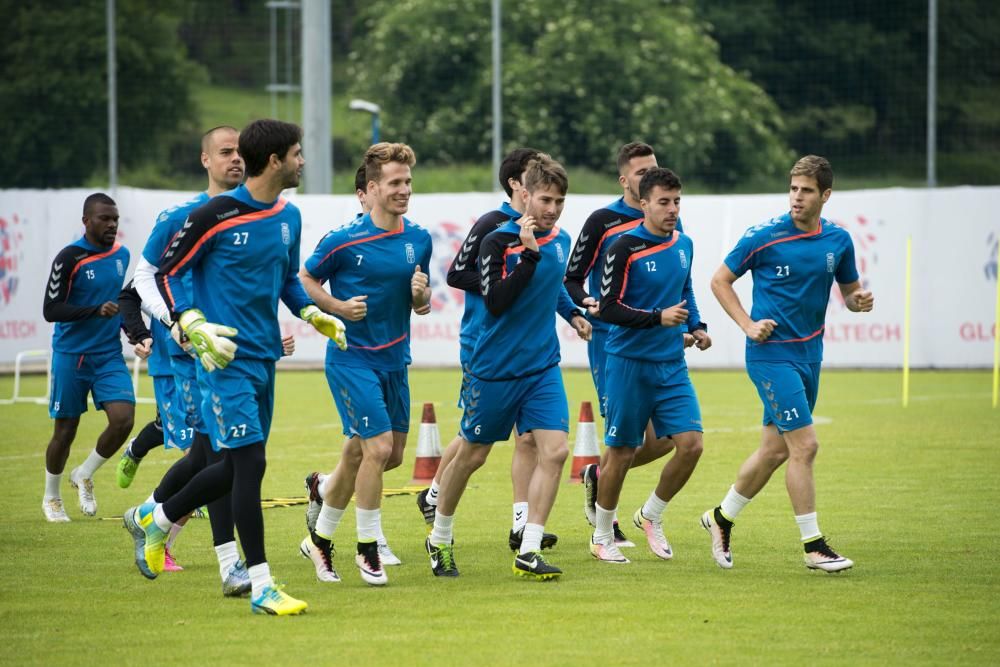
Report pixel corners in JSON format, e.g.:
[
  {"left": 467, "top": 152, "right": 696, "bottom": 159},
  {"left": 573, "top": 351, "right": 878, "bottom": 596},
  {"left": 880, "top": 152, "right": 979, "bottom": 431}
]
[
  {"left": 348, "top": 230, "right": 370, "bottom": 239},
  {"left": 216, "top": 208, "right": 240, "bottom": 221}
]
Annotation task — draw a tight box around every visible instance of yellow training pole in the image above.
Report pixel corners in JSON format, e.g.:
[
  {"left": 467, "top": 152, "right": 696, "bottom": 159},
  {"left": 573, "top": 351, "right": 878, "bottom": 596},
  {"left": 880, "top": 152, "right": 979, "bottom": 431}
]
[
  {"left": 993, "top": 239, "right": 999, "bottom": 408},
  {"left": 903, "top": 236, "right": 912, "bottom": 407}
]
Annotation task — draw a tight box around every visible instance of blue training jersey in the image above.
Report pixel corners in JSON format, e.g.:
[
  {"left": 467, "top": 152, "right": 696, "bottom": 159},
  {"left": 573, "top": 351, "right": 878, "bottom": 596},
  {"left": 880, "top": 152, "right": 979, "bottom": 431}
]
[
  {"left": 44, "top": 238, "right": 130, "bottom": 354},
  {"left": 724, "top": 213, "right": 859, "bottom": 363},
  {"left": 447, "top": 201, "right": 521, "bottom": 360},
  {"left": 143, "top": 192, "right": 210, "bottom": 375},
  {"left": 154, "top": 184, "right": 313, "bottom": 361},
  {"left": 565, "top": 196, "right": 684, "bottom": 333},
  {"left": 304, "top": 213, "right": 433, "bottom": 371},
  {"left": 600, "top": 224, "right": 703, "bottom": 363},
  {"left": 471, "top": 221, "right": 579, "bottom": 381}
]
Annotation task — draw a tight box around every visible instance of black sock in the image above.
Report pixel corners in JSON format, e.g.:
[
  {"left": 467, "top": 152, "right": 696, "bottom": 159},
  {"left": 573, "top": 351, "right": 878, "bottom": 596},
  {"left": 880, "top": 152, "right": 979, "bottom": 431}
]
[
  {"left": 129, "top": 418, "right": 163, "bottom": 459},
  {"left": 228, "top": 444, "right": 267, "bottom": 567},
  {"left": 162, "top": 455, "right": 233, "bottom": 523},
  {"left": 152, "top": 432, "right": 210, "bottom": 504},
  {"left": 202, "top": 441, "right": 235, "bottom": 546}
]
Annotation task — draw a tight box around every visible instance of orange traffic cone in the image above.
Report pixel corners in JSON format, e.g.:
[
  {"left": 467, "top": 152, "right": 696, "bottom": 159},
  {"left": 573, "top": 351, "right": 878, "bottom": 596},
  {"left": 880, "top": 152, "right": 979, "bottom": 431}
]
[
  {"left": 568, "top": 401, "right": 600, "bottom": 483},
  {"left": 410, "top": 402, "right": 443, "bottom": 485}
]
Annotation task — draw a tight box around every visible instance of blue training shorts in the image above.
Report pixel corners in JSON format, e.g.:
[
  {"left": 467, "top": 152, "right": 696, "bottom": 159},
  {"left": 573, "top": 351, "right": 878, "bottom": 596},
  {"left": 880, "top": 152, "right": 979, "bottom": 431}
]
[
  {"left": 459, "top": 365, "right": 569, "bottom": 444},
  {"left": 587, "top": 327, "right": 609, "bottom": 417},
  {"left": 199, "top": 358, "right": 276, "bottom": 450},
  {"left": 49, "top": 350, "right": 134, "bottom": 419},
  {"left": 604, "top": 355, "right": 702, "bottom": 447},
  {"left": 152, "top": 374, "right": 192, "bottom": 450},
  {"left": 325, "top": 362, "right": 410, "bottom": 439},
  {"left": 746, "top": 360, "right": 821, "bottom": 433}
]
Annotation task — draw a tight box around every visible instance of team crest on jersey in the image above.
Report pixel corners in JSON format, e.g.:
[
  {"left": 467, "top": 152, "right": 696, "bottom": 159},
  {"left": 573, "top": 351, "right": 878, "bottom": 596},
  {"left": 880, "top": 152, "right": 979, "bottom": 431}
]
[
  {"left": 826, "top": 252, "right": 835, "bottom": 273},
  {"left": 405, "top": 242, "right": 415, "bottom": 264},
  {"left": 116, "top": 259, "right": 124, "bottom": 276},
  {"left": 281, "top": 223, "right": 290, "bottom": 245},
  {"left": 679, "top": 249, "right": 688, "bottom": 269},
  {"left": 555, "top": 242, "right": 565, "bottom": 263}
]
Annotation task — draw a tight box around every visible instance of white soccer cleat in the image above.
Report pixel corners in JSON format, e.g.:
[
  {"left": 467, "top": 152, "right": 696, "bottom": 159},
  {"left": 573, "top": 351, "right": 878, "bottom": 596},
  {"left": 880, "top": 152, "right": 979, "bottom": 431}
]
[
  {"left": 356, "top": 541, "right": 387, "bottom": 586},
  {"left": 633, "top": 508, "right": 673, "bottom": 560},
  {"left": 700, "top": 508, "right": 734, "bottom": 569},
  {"left": 43, "top": 497, "right": 71, "bottom": 522},
  {"left": 589, "top": 538, "right": 630, "bottom": 564},
  {"left": 377, "top": 541, "right": 401, "bottom": 566},
  {"left": 69, "top": 467, "right": 96, "bottom": 516},
  {"left": 804, "top": 538, "right": 854, "bottom": 573},
  {"left": 299, "top": 533, "right": 341, "bottom": 583},
  {"left": 581, "top": 464, "right": 598, "bottom": 527}
]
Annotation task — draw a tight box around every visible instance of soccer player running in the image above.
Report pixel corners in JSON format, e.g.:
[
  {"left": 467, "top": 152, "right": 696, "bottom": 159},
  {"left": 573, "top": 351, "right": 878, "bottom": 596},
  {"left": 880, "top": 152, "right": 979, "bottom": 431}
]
[
  {"left": 119, "top": 126, "right": 256, "bottom": 591},
  {"left": 564, "top": 142, "right": 683, "bottom": 547},
  {"left": 416, "top": 147, "right": 557, "bottom": 553},
  {"left": 41, "top": 193, "right": 134, "bottom": 521},
  {"left": 701, "top": 155, "right": 873, "bottom": 573},
  {"left": 132, "top": 119, "right": 347, "bottom": 616},
  {"left": 298, "top": 142, "right": 432, "bottom": 587},
  {"left": 426, "top": 155, "right": 591, "bottom": 580},
  {"left": 592, "top": 167, "right": 711, "bottom": 563}
]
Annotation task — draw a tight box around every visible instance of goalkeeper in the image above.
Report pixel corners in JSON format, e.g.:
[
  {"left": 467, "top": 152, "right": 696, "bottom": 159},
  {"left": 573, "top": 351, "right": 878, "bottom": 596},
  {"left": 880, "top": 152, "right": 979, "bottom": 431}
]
[{"left": 132, "top": 119, "right": 345, "bottom": 617}]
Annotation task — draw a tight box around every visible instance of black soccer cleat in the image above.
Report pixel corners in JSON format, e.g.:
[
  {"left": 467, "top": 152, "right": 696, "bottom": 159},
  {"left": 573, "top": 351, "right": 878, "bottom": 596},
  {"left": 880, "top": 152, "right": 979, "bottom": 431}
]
[
  {"left": 508, "top": 527, "right": 559, "bottom": 552},
  {"left": 426, "top": 538, "right": 459, "bottom": 577},
  {"left": 416, "top": 487, "right": 436, "bottom": 529},
  {"left": 512, "top": 551, "right": 562, "bottom": 581}
]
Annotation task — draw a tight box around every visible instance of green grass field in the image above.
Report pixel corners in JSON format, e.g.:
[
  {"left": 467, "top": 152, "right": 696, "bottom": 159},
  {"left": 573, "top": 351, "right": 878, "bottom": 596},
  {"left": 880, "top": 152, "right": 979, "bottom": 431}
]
[{"left": 2, "top": 369, "right": 998, "bottom": 665}]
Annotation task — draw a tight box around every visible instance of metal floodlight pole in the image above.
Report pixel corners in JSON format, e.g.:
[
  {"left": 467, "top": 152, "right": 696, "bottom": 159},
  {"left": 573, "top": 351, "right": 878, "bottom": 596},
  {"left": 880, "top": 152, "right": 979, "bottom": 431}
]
[
  {"left": 301, "top": 0, "right": 331, "bottom": 194},
  {"left": 349, "top": 99, "right": 381, "bottom": 145},
  {"left": 927, "top": 0, "right": 937, "bottom": 187},
  {"left": 491, "top": 0, "right": 502, "bottom": 192},
  {"left": 107, "top": 0, "right": 118, "bottom": 191}
]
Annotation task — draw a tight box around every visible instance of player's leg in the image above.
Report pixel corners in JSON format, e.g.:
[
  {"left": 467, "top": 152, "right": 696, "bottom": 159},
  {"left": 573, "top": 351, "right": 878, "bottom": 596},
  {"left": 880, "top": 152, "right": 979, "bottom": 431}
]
[
  {"left": 44, "top": 351, "right": 89, "bottom": 520},
  {"left": 426, "top": 436, "right": 491, "bottom": 577},
  {"left": 371, "top": 369, "right": 411, "bottom": 565},
  {"left": 116, "top": 412, "right": 164, "bottom": 488},
  {"left": 416, "top": 434, "right": 459, "bottom": 529},
  {"left": 43, "top": 416, "right": 79, "bottom": 522}
]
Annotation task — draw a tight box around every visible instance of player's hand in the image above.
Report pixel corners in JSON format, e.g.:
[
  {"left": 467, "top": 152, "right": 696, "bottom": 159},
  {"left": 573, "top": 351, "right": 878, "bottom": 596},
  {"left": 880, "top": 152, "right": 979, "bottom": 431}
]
[
  {"left": 744, "top": 318, "right": 777, "bottom": 342},
  {"left": 582, "top": 296, "right": 600, "bottom": 319},
  {"left": 339, "top": 295, "right": 368, "bottom": 321},
  {"left": 660, "top": 300, "right": 689, "bottom": 327},
  {"left": 691, "top": 328, "right": 712, "bottom": 351},
  {"left": 683, "top": 333, "right": 696, "bottom": 348},
  {"left": 301, "top": 305, "right": 347, "bottom": 351},
  {"left": 98, "top": 301, "right": 119, "bottom": 317},
  {"left": 281, "top": 334, "right": 295, "bottom": 357},
  {"left": 571, "top": 313, "right": 592, "bottom": 341},
  {"left": 179, "top": 309, "right": 238, "bottom": 372},
  {"left": 133, "top": 337, "right": 153, "bottom": 359},
  {"left": 413, "top": 302, "right": 431, "bottom": 315},
  {"left": 411, "top": 265, "right": 430, "bottom": 308},
  {"left": 519, "top": 216, "right": 539, "bottom": 252},
  {"left": 847, "top": 289, "right": 874, "bottom": 313},
  {"left": 170, "top": 321, "right": 197, "bottom": 359}
]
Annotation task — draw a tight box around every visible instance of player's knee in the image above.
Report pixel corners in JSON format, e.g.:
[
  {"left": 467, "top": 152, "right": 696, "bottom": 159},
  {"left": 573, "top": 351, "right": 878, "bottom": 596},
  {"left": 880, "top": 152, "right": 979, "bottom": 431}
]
[
  {"left": 789, "top": 438, "right": 818, "bottom": 462},
  {"left": 763, "top": 446, "right": 790, "bottom": 468},
  {"left": 385, "top": 448, "right": 404, "bottom": 471},
  {"left": 542, "top": 442, "right": 569, "bottom": 468},
  {"left": 363, "top": 436, "right": 394, "bottom": 466}
]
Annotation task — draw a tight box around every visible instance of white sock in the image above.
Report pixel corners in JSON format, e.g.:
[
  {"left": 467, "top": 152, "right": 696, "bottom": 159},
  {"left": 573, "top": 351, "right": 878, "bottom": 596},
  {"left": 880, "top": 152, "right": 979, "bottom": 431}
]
[
  {"left": 356, "top": 507, "right": 380, "bottom": 543},
  {"left": 427, "top": 479, "right": 440, "bottom": 506},
  {"left": 76, "top": 449, "right": 110, "bottom": 479},
  {"left": 315, "top": 503, "right": 345, "bottom": 540},
  {"left": 146, "top": 492, "right": 158, "bottom": 505},
  {"left": 594, "top": 503, "right": 616, "bottom": 545},
  {"left": 152, "top": 504, "right": 172, "bottom": 532},
  {"left": 124, "top": 438, "right": 136, "bottom": 458},
  {"left": 248, "top": 562, "right": 273, "bottom": 599},
  {"left": 318, "top": 473, "right": 332, "bottom": 497},
  {"left": 520, "top": 523, "right": 543, "bottom": 554},
  {"left": 215, "top": 541, "right": 240, "bottom": 581},
  {"left": 720, "top": 485, "right": 752, "bottom": 522},
  {"left": 430, "top": 511, "right": 454, "bottom": 547},
  {"left": 641, "top": 491, "right": 669, "bottom": 521},
  {"left": 375, "top": 513, "right": 387, "bottom": 545},
  {"left": 795, "top": 512, "right": 822, "bottom": 542},
  {"left": 166, "top": 522, "right": 185, "bottom": 549},
  {"left": 512, "top": 501, "right": 528, "bottom": 531},
  {"left": 44, "top": 471, "right": 61, "bottom": 499}
]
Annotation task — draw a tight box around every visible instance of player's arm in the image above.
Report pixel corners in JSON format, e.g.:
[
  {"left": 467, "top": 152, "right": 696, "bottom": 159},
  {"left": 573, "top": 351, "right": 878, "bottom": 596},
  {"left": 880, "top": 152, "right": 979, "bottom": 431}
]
[
  {"left": 42, "top": 248, "right": 108, "bottom": 322},
  {"left": 480, "top": 233, "right": 537, "bottom": 317},
  {"left": 285, "top": 223, "right": 347, "bottom": 350},
  {"left": 599, "top": 242, "right": 662, "bottom": 328},
  {"left": 447, "top": 219, "right": 492, "bottom": 293},
  {"left": 836, "top": 238, "right": 872, "bottom": 312},
  {"left": 411, "top": 242, "right": 432, "bottom": 315},
  {"left": 118, "top": 281, "right": 151, "bottom": 344},
  {"left": 134, "top": 256, "right": 173, "bottom": 326},
  {"left": 680, "top": 258, "right": 711, "bottom": 350},
  {"left": 563, "top": 213, "right": 604, "bottom": 309},
  {"left": 711, "top": 263, "right": 775, "bottom": 342}
]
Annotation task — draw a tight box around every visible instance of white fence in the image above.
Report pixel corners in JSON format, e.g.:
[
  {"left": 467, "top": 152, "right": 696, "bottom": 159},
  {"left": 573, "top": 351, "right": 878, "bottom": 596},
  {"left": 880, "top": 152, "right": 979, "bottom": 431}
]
[{"left": 1, "top": 186, "right": 997, "bottom": 368}]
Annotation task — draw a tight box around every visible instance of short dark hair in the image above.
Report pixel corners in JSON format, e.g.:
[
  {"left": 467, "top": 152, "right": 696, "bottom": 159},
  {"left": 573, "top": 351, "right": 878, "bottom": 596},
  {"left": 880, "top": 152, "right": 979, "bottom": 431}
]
[
  {"left": 638, "top": 167, "right": 682, "bottom": 201},
  {"left": 498, "top": 147, "right": 541, "bottom": 197},
  {"left": 239, "top": 119, "right": 302, "bottom": 177},
  {"left": 790, "top": 155, "right": 834, "bottom": 192},
  {"left": 523, "top": 154, "right": 569, "bottom": 196},
  {"left": 83, "top": 192, "right": 116, "bottom": 216},
  {"left": 354, "top": 165, "right": 367, "bottom": 193},
  {"left": 616, "top": 142, "right": 654, "bottom": 174},
  {"left": 201, "top": 125, "right": 239, "bottom": 153}
]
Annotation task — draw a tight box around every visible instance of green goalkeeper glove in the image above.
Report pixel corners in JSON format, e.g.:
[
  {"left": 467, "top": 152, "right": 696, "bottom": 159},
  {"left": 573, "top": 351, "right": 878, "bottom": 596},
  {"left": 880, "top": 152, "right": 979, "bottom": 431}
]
[
  {"left": 179, "top": 309, "right": 238, "bottom": 372},
  {"left": 301, "top": 305, "right": 347, "bottom": 351}
]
